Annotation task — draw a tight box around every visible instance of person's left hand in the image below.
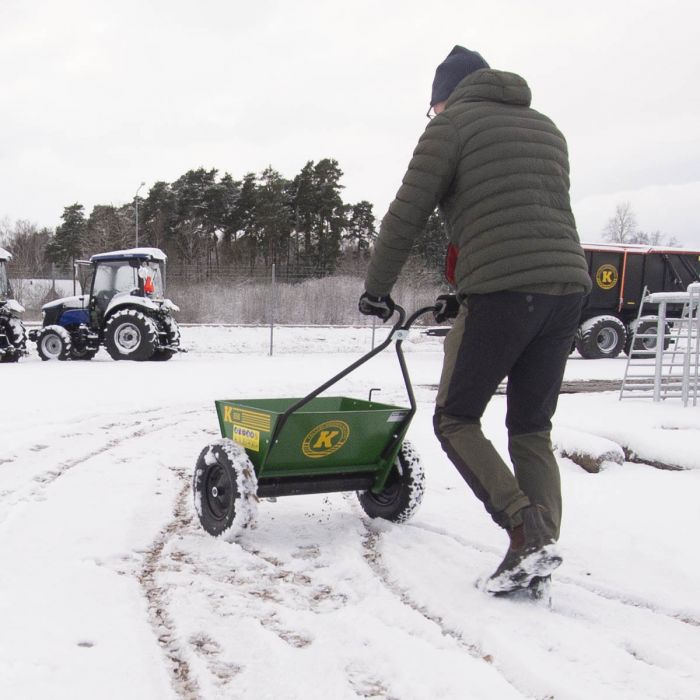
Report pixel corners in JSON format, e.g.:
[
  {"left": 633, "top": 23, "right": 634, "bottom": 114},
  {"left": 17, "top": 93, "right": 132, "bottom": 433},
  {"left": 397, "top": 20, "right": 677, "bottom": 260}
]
[{"left": 433, "top": 293, "right": 460, "bottom": 323}]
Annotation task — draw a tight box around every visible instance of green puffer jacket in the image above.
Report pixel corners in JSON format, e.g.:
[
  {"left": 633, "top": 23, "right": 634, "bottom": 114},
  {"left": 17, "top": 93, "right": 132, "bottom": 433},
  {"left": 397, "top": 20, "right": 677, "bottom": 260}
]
[{"left": 365, "top": 69, "right": 592, "bottom": 297}]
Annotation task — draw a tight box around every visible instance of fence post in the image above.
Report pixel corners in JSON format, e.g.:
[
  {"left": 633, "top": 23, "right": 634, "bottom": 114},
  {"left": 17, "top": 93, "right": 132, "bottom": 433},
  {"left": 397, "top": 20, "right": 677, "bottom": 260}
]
[
  {"left": 269, "top": 263, "right": 276, "bottom": 356},
  {"left": 371, "top": 316, "right": 376, "bottom": 350}
]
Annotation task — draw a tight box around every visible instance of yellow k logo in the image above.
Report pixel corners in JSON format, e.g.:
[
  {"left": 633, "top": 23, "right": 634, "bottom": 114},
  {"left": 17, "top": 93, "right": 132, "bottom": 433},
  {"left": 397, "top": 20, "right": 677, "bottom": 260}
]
[{"left": 313, "top": 430, "right": 339, "bottom": 449}]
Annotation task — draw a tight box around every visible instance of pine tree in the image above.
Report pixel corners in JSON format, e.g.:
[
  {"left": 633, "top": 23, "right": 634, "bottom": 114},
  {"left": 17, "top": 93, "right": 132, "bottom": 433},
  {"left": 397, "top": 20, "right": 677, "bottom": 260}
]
[
  {"left": 344, "top": 200, "right": 376, "bottom": 258},
  {"left": 45, "top": 203, "right": 87, "bottom": 269}
]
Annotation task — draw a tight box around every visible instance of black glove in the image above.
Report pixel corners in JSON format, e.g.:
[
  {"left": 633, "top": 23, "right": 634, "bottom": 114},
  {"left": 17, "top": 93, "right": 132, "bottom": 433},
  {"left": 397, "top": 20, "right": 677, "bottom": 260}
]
[
  {"left": 433, "top": 293, "right": 460, "bottom": 323},
  {"left": 358, "top": 292, "right": 395, "bottom": 321}
]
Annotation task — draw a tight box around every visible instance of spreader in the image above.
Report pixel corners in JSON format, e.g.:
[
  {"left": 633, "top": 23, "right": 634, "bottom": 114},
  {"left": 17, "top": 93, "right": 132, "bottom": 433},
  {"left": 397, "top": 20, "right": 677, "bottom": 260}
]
[{"left": 193, "top": 304, "right": 436, "bottom": 538}]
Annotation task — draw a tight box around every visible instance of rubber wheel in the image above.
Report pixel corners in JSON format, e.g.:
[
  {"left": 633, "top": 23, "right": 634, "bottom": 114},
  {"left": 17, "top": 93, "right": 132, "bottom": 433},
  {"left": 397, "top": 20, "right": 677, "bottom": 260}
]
[
  {"left": 193, "top": 439, "right": 258, "bottom": 540},
  {"left": 575, "top": 316, "right": 627, "bottom": 359},
  {"left": 0, "top": 316, "right": 26, "bottom": 362},
  {"left": 36, "top": 325, "right": 72, "bottom": 361},
  {"left": 357, "top": 441, "right": 425, "bottom": 523},
  {"left": 104, "top": 309, "right": 157, "bottom": 361},
  {"left": 624, "top": 319, "right": 671, "bottom": 356}
]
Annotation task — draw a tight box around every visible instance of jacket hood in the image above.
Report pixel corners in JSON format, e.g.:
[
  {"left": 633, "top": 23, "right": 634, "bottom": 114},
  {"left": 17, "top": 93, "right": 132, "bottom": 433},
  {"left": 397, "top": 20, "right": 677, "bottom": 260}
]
[{"left": 445, "top": 69, "right": 532, "bottom": 108}]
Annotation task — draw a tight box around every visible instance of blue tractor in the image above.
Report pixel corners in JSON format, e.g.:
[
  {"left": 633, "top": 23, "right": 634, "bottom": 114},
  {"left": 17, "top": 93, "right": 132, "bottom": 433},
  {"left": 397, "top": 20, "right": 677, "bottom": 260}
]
[
  {"left": 0, "top": 246, "right": 27, "bottom": 363},
  {"left": 28, "top": 248, "right": 181, "bottom": 361}
]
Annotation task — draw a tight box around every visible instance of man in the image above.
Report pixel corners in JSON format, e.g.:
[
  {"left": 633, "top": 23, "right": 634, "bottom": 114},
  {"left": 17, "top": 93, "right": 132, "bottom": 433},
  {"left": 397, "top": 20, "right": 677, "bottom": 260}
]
[{"left": 359, "top": 46, "right": 592, "bottom": 595}]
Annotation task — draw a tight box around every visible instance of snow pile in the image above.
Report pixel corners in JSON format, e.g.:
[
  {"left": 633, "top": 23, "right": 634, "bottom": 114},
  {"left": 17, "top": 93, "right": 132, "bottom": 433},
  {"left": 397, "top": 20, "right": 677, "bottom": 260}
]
[{"left": 553, "top": 426, "right": 625, "bottom": 473}]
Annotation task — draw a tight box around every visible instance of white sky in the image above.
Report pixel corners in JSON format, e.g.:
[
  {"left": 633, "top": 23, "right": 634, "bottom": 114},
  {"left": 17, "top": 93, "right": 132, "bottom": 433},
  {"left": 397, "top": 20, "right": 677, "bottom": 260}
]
[{"left": 1, "top": 0, "right": 699, "bottom": 246}]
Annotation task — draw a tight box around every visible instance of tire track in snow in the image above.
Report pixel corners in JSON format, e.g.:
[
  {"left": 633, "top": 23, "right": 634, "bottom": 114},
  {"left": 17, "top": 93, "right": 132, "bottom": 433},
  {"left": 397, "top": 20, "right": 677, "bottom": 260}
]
[
  {"left": 138, "top": 471, "right": 202, "bottom": 700},
  {"left": 406, "top": 521, "right": 700, "bottom": 629},
  {"left": 357, "top": 518, "right": 531, "bottom": 700},
  {"left": 0, "top": 407, "right": 206, "bottom": 522}
]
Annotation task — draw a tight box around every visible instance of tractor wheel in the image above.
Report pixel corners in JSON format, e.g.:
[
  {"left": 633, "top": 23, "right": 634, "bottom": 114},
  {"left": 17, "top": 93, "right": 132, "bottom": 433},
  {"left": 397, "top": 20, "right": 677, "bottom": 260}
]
[
  {"left": 193, "top": 439, "right": 258, "bottom": 540},
  {"left": 104, "top": 309, "right": 158, "bottom": 361},
  {"left": 36, "top": 325, "right": 72, "bottom": 361},
  {"left": 151, "top": 315, "right": 180, "bottom": 361},
  {"left": 624, "top": 318, "right": 671, "bottom": 356},
  {"left": 575, "top": 316, "right": 627, "bottom": 359},
  {"left": 0, "top": 317, "right": 26, "bottom": 362},
  {"left": 357, "top": 441, "right": 425, "bottom": 523}
]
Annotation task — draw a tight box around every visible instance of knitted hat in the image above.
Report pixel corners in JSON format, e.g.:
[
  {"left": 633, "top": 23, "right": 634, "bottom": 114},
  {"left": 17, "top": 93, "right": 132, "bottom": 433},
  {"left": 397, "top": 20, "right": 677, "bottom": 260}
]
[{"left": 430, "top": 45, "right": 489, "bottom": 107}]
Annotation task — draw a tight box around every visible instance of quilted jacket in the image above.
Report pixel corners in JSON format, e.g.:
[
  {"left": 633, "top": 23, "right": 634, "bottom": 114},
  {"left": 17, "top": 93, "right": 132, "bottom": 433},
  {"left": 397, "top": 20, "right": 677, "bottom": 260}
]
[{"left": 365, "top": 69, "right": 591, "bottom": 297}]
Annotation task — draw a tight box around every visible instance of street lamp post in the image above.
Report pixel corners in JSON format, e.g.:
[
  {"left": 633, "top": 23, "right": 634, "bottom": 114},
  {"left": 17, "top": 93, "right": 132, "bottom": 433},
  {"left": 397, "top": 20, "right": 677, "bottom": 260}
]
[{"left": 134, "top": 181, "right": 146, "bottom": 247}]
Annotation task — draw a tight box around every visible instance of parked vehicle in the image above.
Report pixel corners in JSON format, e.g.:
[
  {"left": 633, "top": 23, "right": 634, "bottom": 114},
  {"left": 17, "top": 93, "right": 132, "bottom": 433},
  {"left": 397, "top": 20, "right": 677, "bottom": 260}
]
[
  {"left": 576, "top": 243, "right": 700, "bottom": 358},
  {"left": 28, "top": 247, "right": 181, "bottom": 361},
  {"left": 0, "top": 247, "right": 27, "bottom": 363}
]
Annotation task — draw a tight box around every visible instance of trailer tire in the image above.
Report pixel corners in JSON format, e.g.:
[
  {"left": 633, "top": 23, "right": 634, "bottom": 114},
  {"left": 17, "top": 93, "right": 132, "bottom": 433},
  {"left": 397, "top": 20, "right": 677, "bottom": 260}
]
[
  {"left": 36, "top": 325, "right": 72, "bottom": 361},
  {"left": 357, "top": 441, "right": 425, "bottom": 523},
  {"left": 104, "top": 309, "right": 158, "bottom": 361},
  {"left": 575, "top": 316, "right": 627, "bottom": 359},
  {"left": 624, "top": 318, "right": 671, "bottom": 356},
  {"left": 0, "top": 316, "right": 26, "bottom": 362},
  {"left": 193, "top": 439, "right": 258, "bottom": 540}
]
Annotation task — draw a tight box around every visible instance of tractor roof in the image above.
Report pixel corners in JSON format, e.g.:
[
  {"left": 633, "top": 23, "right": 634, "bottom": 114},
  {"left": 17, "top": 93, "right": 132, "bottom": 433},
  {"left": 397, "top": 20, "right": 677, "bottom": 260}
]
[
  {"left": 89, "top": 247, "right": 167, "bottom": 263},
  {"left": 0, "top": 247, "right": 12, "bottom": 261}
]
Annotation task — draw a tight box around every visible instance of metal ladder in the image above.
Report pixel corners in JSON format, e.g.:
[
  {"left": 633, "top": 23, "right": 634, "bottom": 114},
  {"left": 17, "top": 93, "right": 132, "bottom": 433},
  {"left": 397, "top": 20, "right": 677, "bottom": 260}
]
[{"left": 619, "top": 284, "right": 700, "bottom": 406}]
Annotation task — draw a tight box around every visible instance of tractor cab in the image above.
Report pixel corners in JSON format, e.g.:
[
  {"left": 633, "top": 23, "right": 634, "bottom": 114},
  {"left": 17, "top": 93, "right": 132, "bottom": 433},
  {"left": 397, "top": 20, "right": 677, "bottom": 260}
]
[{"left": 87, "top": 251, "right": 166, "bottom": 326}]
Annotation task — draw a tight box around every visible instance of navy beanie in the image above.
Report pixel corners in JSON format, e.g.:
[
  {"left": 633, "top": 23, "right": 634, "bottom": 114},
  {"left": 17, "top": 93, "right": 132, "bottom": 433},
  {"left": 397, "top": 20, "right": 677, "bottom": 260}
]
[{"left": 430, "top": 45, "right": 489, "bottom": 107}]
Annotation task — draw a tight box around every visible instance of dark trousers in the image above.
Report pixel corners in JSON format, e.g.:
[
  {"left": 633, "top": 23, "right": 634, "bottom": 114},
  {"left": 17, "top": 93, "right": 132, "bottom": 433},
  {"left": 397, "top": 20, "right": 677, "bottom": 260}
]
[{"left": 434, "top": 291, "right": 584, "bottom": 535}]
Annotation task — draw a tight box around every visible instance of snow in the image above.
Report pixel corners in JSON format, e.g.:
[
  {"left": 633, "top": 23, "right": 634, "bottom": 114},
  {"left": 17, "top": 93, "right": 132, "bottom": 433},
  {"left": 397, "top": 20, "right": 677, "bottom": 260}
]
[
  {"left": 90, "top": 247, "right": 167, "bottom": 262},
  {"left": 1, "top": 325, "right": 699, "bottom": 699}
]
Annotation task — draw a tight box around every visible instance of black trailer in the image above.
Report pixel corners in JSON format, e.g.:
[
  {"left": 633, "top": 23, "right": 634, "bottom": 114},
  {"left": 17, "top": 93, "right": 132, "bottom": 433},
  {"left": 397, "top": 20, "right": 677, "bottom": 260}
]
[{"left": 576, "top": 243, "right": 700, "bottom": 358}]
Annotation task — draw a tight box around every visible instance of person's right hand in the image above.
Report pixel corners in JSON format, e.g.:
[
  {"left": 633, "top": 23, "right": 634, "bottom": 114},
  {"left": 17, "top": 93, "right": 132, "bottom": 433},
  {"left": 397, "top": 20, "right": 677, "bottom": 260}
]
[{"left": 358, "top": 292, "right": 395, "bottom": 321}]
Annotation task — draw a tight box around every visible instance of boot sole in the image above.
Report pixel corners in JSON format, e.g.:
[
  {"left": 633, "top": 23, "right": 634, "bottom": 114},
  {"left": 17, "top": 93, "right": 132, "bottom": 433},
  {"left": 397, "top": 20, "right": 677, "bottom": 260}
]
[{"left": 484, "top": 545, "right": 562, "bottom": 595}]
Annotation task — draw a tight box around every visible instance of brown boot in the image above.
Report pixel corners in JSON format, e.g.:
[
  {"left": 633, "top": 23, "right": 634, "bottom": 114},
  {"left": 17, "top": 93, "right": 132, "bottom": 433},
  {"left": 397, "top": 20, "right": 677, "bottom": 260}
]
[{"left": 484, "top": 505, "right": 562, "bottom": 594}]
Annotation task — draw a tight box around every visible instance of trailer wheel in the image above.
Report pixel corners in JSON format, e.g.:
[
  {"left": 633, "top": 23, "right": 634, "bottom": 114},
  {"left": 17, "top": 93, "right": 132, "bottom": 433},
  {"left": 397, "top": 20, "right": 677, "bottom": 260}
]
[
  {"left": 357, "top": 441, "right": 425, "bottom": 523},
  {"left": 624, "top": 318, "right": 671, "bottom": 356},
  {"left": 575, "top": 316, "right": 627, "bottom": 359},
  {"left": 36, "top": 325, "right": 72, "bottom": 361},
  {"left": 193, "top": 439, "right": 258, "bottom": 540},
  {"left": 104, "top": 309, "right": 158, "bottom": 361}
]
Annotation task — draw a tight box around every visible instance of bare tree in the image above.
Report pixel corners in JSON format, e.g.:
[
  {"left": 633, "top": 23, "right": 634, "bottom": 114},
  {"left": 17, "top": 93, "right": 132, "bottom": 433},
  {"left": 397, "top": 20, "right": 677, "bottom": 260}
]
[
  {"left": 602, "top": 201, "right": 638, "bottom": 243},
  {"left": 602, "top": 202, "right": 679, "bottom": 247}
]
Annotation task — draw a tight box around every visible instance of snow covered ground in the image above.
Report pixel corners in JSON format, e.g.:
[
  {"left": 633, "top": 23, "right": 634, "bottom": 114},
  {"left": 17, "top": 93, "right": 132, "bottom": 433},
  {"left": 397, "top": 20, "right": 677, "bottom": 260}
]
[{"left": 1, "top": 324, "right": 699, "bottom": 700}]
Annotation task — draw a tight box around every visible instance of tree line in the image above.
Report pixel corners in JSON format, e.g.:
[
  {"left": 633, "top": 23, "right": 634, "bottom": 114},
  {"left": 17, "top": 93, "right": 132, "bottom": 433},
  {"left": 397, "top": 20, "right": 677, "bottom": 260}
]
[{"left": 0, "top": 159, "right": 448, "bottom": 282}]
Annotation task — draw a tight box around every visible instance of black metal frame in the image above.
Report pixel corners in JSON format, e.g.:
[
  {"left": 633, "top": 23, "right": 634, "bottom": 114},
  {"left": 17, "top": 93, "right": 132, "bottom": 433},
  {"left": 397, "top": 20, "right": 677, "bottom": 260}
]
[{"left": 263, "top": 304, "right": 437, "bottom": 477}]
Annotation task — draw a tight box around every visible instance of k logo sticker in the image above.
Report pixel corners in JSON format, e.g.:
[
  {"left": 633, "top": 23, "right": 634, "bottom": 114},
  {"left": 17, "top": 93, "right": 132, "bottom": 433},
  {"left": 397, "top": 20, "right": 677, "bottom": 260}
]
[
  {"left": 302, "top": 420, "right": 350, "bottom": 458},
  {"left": 595, "top": 264, "right": 618, "bottom": 290}
]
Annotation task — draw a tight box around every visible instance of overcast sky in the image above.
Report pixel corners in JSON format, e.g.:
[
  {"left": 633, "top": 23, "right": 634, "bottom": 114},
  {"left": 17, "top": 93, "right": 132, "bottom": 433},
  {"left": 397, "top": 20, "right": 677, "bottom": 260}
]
[{"left": 1, "top": 0, "right": 699, "bottom": 247}]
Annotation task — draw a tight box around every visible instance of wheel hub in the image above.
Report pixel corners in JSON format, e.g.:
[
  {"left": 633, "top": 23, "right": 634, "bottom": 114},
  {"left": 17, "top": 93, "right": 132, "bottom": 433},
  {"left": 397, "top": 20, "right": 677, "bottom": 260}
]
[
  {"left": 115, "top": 323, "right": 141, "bottom": 353},
  {"left": 42, "top": 335, "right": 62, "bottom": 357},
  {"left": 204, "top": 465, "right": 232, "bottom": 521},
  {"left": 596, "top": 328, "right": 618, "bottom": 352}
]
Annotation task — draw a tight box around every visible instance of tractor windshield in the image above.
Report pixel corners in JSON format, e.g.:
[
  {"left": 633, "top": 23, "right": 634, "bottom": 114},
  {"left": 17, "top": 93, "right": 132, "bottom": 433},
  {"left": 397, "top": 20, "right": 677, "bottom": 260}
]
[
  {"left": 92, "top": 259, "right": 164, "bottom": 302},
  {"left": 0, "top": 261, "right": 9, "bottom": 299}
]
